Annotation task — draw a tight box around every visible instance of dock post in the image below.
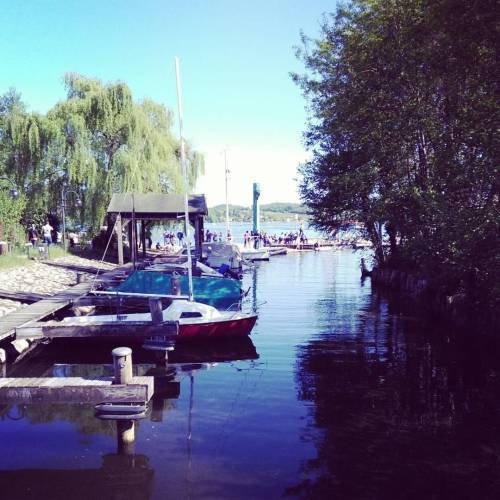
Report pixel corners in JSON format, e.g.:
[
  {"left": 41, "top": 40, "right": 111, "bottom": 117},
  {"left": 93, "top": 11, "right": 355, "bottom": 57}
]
[
  {"left": 112, "top": 347, "right": 135, "bottom": 452},
  {"left": 148, "top": 298, "right": 163, "bottom": 324},
  {"left": 116, "top": 214, "right": 124, "bottom": 265},
  {"left": 76, "top": 272, "right": 86, "bottom": 284},
  {"left": 112, "top": 347, "right": 133, "bottom": 384},
  {"left": 117, "top": 420, "right": 135, "bottom": 455}
]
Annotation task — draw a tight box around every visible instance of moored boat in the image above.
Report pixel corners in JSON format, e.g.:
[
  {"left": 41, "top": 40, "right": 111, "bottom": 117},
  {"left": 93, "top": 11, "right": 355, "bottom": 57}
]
[
  {"left": 239, "top": 245, "right": 270, "bottom": 261},
  {"left": 17, "top": 299, "right": 257, "bottom": 343}
]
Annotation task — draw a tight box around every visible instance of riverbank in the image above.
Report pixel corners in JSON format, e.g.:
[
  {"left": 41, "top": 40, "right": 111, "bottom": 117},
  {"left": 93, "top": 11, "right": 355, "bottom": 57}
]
[
  {"left": 371, "top": 265, "right": 497, "bottom": 332},
  {"left": 0, "top": 255, "right": 116, "bottom": 318}
]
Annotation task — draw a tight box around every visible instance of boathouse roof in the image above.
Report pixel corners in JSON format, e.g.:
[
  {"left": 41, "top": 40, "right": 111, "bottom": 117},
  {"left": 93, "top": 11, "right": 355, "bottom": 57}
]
[{"left": 106, "top": 193, "right": 207, "bottom": 219}]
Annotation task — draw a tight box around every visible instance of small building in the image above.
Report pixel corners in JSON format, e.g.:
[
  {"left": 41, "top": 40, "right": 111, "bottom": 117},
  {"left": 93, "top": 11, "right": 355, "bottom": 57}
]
[{"left": 106, "top": 193, "right": 207, "bottom": 264}]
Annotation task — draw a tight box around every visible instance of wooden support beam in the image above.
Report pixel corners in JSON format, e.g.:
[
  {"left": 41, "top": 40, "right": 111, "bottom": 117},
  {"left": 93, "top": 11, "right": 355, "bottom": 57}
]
[
  {"left": 116, "top": 214, "right": 124, "bottom": 265},
  {"left": 141, "top": 220, "right": 146, "bottom": 258},
  {"left": 148, "top": 298, "right": 163, "bottom": 324}
]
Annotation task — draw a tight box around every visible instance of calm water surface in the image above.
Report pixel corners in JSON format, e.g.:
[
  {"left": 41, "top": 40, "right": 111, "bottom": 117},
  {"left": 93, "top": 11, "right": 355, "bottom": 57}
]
[{"left": 1, "top": 250, "right": 499, "bottom": 499}]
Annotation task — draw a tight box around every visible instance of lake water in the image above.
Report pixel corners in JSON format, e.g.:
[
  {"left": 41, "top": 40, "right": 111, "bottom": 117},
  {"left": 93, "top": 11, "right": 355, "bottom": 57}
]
[{"left": 1, "top": 249, "right": 499, "bottom": 499}]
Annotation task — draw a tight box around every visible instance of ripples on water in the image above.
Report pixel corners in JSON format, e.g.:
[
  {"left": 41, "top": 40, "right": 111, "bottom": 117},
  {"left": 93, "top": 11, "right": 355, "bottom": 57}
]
[{"left": 0, "top": 250, "right": 499, "bottom": 499}]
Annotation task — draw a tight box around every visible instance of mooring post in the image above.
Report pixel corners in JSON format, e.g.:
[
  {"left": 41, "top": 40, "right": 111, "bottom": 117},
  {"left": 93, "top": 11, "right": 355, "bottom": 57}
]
[
  {"left": 112, "top": 346, "right": 133, "bottom": 384},
  {"left": 76, "top": 272, "right": 86, "bottom": 284},
  {"left": 117, "top": 420, "right": 135, "bottom": 455},
  {"left": 112, "top": 347, "right": 135, "bottom": 450},
  {"left": 148, "top": 298, "right": 163, "bottom": 324}
]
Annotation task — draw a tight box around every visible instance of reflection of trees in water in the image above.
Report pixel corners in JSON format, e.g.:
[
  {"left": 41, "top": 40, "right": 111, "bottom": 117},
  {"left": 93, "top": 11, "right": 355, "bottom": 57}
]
[
  {"left": 287, "top": 292, "right": 500, "bottom": 499},
  {"left": 0, "top": 453, "right": 154, "bottom": 500}
]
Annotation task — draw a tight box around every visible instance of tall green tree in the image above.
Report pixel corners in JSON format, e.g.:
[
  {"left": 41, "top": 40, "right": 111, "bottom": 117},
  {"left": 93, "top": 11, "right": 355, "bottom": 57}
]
[
  {"left": 0, "top": 74, "right": 205, "bottom": 238},
  {"left": 294, "top": 0, "right": 499, "bottom": 313}
]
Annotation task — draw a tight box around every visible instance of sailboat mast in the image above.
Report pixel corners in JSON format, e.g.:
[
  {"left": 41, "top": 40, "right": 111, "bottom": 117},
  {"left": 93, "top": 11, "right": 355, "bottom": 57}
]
[
  {"left": 224, "top": 149, "right": 229, "bottom": 240},
  {"left": 174, "top": 56, "right": 194, "bottom": 301}
]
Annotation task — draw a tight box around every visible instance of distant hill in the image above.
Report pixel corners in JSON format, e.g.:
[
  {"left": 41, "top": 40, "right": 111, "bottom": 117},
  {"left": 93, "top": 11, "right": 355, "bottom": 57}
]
[{"left": 206, "top": 203, "right": 309, "bottom": 223}]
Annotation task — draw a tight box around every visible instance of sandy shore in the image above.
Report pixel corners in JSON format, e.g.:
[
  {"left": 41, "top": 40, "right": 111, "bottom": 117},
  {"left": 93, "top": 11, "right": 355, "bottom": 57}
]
[{"left": 0, "top": 256, "right": 116, "bottom": 318}]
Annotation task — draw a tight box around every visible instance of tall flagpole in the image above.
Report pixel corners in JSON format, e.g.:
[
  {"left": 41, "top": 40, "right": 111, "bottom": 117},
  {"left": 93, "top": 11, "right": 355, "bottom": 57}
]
[{"left": 174, "top": 56, "right": 193, "bottom": 301}]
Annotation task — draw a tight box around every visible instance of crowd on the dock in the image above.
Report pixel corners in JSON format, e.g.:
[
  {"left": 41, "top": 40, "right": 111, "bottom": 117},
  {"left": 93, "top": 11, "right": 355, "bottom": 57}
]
[
  {"left": 151, "top": 226, "right": 320, "bottom": 252},
  {"left": 204, "top": 227, "right": 310, "bottom": 248},
  {"left": 240, "top": 228, "right": 309, "bottom": 248}
]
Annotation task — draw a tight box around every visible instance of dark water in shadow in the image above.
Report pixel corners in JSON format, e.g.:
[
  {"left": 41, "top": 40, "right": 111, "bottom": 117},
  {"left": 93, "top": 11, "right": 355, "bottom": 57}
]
[{"left": 0, "top": 250, "right": 499, "bottom": 499}]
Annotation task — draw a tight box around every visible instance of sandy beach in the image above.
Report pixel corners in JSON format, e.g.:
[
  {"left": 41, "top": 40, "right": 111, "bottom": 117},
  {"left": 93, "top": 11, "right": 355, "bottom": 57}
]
[{"left": 0, "top": 256, "right": 116, "bottom": 318}]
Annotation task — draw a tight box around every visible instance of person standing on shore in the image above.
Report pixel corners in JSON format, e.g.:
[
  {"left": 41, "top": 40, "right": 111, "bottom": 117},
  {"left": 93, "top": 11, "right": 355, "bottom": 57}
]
[
  {"left": 42, "top": 221, "right": 53, "bottom": 245},
  {"left": 28, "top": 224, "right": 38, "bottom": 246}
]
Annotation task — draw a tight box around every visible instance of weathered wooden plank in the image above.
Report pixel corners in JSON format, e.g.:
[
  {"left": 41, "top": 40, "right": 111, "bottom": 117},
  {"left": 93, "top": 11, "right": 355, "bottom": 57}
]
[
  {"left": 15, "top": 320, "right": 178, "bottom": 339},
  {"left": 0, "top": 375, "right": 153, "bottom": 403},
  {"left": 0, "top": 290, "right": 48, "bottom": 303}
]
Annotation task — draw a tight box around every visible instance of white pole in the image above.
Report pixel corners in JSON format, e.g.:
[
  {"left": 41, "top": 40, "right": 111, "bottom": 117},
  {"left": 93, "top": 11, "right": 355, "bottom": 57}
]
[
  {"left": 224, "top": 149, "right": 230, "bottom": 240},
  {"left": 174, "top": 56, "right": 194, "bottom": 301}
]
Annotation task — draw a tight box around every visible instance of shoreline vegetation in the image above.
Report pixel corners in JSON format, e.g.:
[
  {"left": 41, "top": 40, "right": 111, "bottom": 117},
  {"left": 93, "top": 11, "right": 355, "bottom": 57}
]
[
  {"left": 294, "top": 0, "right": 498, "bottom": 329},
  {"left": 206, "top": 202, "right": 309, "bottom": 223}
]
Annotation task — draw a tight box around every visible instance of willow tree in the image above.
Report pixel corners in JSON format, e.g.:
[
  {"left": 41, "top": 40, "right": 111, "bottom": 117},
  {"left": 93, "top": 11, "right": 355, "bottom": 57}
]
[{"left": 48, "top": 73, "right": 204, "bottom": 231}]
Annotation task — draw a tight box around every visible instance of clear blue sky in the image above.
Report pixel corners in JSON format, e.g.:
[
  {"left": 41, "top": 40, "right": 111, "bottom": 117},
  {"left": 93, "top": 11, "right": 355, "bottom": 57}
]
[{"left": 0, "top": 0, "right": 336, "bottom": 206}]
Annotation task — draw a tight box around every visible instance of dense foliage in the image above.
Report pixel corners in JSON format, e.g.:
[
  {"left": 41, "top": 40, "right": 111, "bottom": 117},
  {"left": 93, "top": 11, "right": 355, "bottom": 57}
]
[
  {"left": 207, "top": 202, "right": 308, "bottom": 223},
  {"left": 294, "top": 0, "right": 499, "bottom": 312},
  {"left": 0, "top": 74, "right": 204, "bottom": 238}
]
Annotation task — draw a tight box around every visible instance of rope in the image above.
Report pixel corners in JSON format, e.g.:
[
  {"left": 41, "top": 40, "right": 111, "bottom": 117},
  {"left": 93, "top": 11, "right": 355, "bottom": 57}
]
[{"left": 89, "top": 215, "right": 120, "bottom": 291}]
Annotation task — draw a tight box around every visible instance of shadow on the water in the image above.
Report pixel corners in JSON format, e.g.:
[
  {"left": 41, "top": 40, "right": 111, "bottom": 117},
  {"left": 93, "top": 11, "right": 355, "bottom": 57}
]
[
  {"left": 286, "top": 290, "right": 500, "bottom": 500},
  {"left": 0, "top": 453, "right": 154, "bottom": 500},
  {"left": 1, "top": 337, "right": 258, "bottom": 424}
]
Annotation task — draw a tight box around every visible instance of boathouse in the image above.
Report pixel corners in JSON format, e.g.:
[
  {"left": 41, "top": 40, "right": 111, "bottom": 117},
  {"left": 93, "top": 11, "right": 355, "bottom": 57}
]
[{"left": 106, "top": 193, "right": 207, "bottom": 264}]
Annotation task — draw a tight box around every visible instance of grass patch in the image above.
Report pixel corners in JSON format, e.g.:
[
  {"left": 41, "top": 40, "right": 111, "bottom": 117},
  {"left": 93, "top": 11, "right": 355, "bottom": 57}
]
[
  {"left": 0, "top": 244, "right": 70, "bottom": 270},
  {"left": 47, "top": 245, "right": 68, "bottom": 260},
  {"left": 0, "top": 250, "right": 32, "bottom": 270}
]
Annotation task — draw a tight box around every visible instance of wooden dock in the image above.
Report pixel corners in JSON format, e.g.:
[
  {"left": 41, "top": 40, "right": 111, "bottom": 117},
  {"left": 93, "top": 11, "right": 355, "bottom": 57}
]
[
  {"left": 0, "top": 289, "right": 49, "bottom": 303},
  {"left": 269, "top": 242, "right": 334, "bottom": 251},
  {"left": 0, "top": 375, "right": 153, "bottom": 403},
  {"left": 0, "top": 263, "right": 133, "bottom": 342}
]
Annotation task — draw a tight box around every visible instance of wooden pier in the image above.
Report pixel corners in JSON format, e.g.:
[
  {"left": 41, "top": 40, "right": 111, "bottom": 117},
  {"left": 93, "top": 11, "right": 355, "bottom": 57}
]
[
  {"left": 269, "top": 241, "right": 334, "bottom": 251},
  {"left": 0, "top": 375, "right": 153, "bottom": 403},
  {"left": 0, "top": 263, "right": 133, "bottom": 342},
  {"left": 0, "top": 347, "right": 153, "bottom": 405},
  {"left": 0, "top": 289, "right": 49, "bottom": 303}
]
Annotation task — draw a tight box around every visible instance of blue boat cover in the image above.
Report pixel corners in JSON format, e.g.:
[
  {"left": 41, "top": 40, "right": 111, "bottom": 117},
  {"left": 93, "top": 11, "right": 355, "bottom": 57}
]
[{"left": 108, "top": 271, "right": 241, "bottom": 309}]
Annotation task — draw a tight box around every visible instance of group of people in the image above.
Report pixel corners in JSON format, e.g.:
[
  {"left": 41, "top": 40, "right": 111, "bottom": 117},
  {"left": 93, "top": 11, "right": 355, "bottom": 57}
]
[
  {"left": 242, "top": 228, "right": 309, "bottom": 248},
  {"left": 27, "top": 222, "right": 82, "bottom": 247},
  {"left": 243, "top": 230, "right": 270, "bottom": 249},
  {"left": 205, "top": 229, "right": 229, "bottom": 242},
  {"left": 27, "top": 221, "right": 58, "bottom": 246},
  {"left": 162, "top": 230, "right": 182, "bottom": 247},
  {"left": 275, "top": 229, "right": 308, "bottom": 246}
]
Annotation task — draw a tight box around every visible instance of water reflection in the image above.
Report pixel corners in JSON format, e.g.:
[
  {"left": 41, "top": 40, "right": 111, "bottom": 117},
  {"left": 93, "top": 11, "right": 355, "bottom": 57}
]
[
  {"left": 0, "top": 453, "right": 154, "bottom": 500},
  {"left": 2, "top": 250, "right": 499, "bottom": 499},
  {"left": 0, "top": 337, "right": 259, "bottom": 499},
  {"left": 290, "top": 285, "right": 500, "bottom": 500}
]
